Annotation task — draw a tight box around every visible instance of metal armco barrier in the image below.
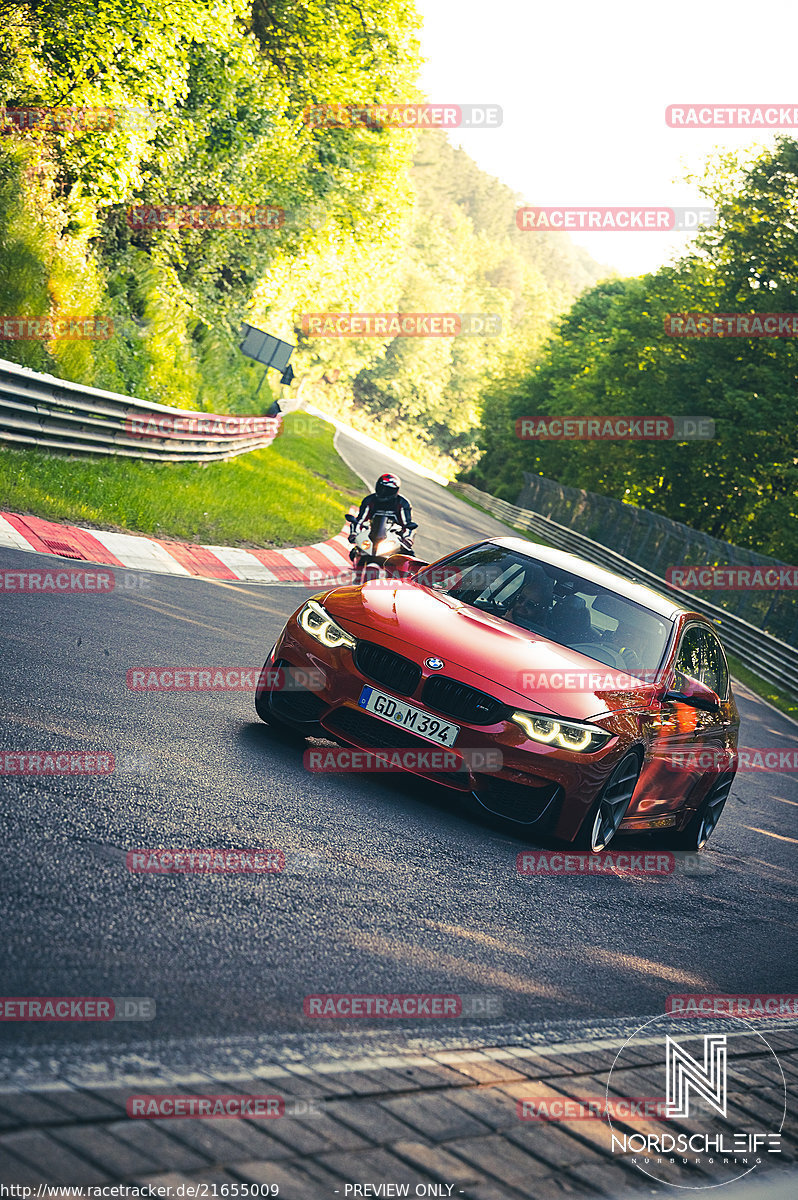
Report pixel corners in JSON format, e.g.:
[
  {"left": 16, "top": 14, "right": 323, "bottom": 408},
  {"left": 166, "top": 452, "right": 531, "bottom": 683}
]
[
  {"left": 450, "top": 481, "right": 798, "bottom": 699},
  {"left": 516, "top": 470, "right": 797, "bottom": 646},
  {"left": 0, "top": 357, "right": 280, "bottom": 462}
]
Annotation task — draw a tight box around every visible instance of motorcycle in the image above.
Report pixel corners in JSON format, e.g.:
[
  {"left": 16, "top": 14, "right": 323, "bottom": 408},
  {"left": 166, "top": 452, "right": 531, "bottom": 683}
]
[{"left": 345, "top": 512, "right": 418, "bottom": 583}]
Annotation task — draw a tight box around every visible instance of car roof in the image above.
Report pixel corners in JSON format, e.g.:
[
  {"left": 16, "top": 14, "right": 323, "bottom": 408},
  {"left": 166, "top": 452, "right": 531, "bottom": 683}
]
[{"left": 475, "top": 537, "right": 693, "bottom": 622}]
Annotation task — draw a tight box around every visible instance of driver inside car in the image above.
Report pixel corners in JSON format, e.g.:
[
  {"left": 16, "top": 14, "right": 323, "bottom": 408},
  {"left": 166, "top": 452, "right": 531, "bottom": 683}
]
[
  {"left": 505, "top": 565, "right": 555, "bottom": 631},
  {"left": 602, "top": 622, "right": 648, "bottom": 673},
  {"left": 549, "top": 593, "right": 593, "bottom": 643}
]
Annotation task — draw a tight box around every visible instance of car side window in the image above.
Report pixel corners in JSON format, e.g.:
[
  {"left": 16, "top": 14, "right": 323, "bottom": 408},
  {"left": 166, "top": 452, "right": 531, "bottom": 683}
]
[
  {"left": 675, "top": 627, "right": 702, "bottom": 685},
  {"left": 703, "top": 629, "right": 729, "bottom": 699},
  {"left": 674, "top": 626, "right": 727, "bottom": 697}
]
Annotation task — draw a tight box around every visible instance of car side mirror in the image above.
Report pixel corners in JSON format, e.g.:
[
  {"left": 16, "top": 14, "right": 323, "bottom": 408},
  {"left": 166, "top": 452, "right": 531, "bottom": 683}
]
[
  {"left": 383, "top": 553, "right": 428, "bottom": 579},
  {"left": 663, "top": 676, "right": 721, "bottom": 713}
]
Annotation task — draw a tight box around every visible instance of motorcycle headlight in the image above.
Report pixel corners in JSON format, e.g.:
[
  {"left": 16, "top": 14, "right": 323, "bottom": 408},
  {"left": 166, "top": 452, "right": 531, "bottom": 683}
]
[
  {"left": 297, "top": 600, "right": 357, "bottom": 650},
  {"left": 375, "top": 539, "right": 394, "bottom": 555},
  {"left": 511, "top": 711, "right": 611, "bottom": 753}
]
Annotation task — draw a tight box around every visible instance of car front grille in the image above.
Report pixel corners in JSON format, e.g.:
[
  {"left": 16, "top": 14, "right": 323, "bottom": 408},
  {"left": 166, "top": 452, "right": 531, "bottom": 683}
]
[
  {"left": 353, "top": 640, "right": 421, "bottom": 696},
  {"left": 421, "top": 675, "right": 508, "bottom": 725},
  {"left": 473, "top": 778, "right": 562, "bottom": 825}
]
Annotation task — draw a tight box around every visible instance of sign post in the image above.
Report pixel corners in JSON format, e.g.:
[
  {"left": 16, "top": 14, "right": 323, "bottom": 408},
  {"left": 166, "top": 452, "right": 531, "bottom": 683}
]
[{"left": 238, "top": 324, "right": 296, "bottom": 413}]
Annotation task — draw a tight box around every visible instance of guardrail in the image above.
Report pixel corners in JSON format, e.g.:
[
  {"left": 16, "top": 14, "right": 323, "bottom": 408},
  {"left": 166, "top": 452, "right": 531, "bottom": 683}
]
[
  {"left": 0, "top": 356, "right": 280, "bottom": 462},
  {"left": 516, "top": 470, "right": 797, "bottom": 646},
  {"left": 450, "top": 481, "right": 798, "bottom": 699}
]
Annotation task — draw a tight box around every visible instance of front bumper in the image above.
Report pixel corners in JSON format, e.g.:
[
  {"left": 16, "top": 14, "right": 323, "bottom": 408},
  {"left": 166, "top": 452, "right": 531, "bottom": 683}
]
[{"left": 258, "top": 618, "right": 635, "bottom": 837}]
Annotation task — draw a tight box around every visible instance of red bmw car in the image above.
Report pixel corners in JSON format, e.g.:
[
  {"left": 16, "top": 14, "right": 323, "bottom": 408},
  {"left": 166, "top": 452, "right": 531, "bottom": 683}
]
[{"left": 255, "top": 539, "right": 739, "bottom": 852}]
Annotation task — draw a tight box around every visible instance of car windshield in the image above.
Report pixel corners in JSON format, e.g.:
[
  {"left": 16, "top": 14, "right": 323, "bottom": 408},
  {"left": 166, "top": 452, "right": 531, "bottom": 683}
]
[{"left": 416, "top": 545, "right": 672, "bottom": 676}]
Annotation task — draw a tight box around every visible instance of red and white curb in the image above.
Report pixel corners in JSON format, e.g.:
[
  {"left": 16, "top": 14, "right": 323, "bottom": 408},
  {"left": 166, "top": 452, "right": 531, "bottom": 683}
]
[{"left": 0, "top": 511, "right": 355, "bottom": 585}]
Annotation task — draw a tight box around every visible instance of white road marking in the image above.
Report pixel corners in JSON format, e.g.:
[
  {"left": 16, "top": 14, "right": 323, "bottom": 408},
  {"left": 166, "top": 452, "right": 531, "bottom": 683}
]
[
  {"left": 81, "top": 528, "right": 192, "bottom": 575},
  {"left": 202, "top": 545, "right": 278, "bottom": 581},
  {"left": 0, "top": 514, "right": 37, "bottom": 552},
  {"left": 281, "top": 547, "right": 317, "bottom": 568},
  {"left": 311, "top": 541, "right": 352, "bottom": 569}
]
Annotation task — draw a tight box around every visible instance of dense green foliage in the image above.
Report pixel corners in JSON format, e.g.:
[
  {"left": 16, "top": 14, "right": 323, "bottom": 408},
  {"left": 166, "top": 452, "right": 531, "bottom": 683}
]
[
  {"left": 466, "top": 139, "right": 798, "bottom": 560},
  {"left": 0, "top": 0, "right": 601, "bottom": 471},
  {"left": 0, "top": 0, "right": 422, "bottom": 406},
  {"left": 346, "top": 132, "right": 603, "bottom": 465}
]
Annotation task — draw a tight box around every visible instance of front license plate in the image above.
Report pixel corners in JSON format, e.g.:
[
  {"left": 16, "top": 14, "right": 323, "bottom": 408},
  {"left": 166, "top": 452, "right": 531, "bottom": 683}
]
[{"left": 358, "top": 686, "right": 459, "bottom": 747}]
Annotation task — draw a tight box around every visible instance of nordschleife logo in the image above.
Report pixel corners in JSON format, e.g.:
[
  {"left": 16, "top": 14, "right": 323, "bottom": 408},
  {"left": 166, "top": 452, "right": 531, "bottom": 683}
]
[
  {"left": 606, "top": 1014, "right": 786, "bottom": 1188},
  {"left": 666, "top": 1034, "right": 727, "bottom": 1119}
]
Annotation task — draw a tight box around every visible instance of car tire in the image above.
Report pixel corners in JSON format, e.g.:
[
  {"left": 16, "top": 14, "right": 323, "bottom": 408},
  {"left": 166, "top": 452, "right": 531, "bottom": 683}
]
[
  {"left": 572, "top": 751, "right": 642, "bottom": 852},
  {"left": 657, "top": 774, "right": 734, "bottom": 851}
]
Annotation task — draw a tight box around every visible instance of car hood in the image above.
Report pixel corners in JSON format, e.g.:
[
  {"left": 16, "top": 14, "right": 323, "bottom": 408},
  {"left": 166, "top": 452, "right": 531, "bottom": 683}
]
[{"left": 321, "top": 581, "right": 660, "bottom": 721}]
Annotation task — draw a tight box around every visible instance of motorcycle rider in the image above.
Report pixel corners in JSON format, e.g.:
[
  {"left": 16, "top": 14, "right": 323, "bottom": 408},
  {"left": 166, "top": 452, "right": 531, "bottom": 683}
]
[{"left": 349, "top": 473, "right": 415, "bottom": 561}]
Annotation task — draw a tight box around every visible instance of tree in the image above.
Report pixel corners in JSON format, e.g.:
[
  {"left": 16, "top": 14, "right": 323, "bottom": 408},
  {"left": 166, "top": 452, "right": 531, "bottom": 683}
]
[{"left": 465, "top": 139, "right": 798, "bottom": 560}]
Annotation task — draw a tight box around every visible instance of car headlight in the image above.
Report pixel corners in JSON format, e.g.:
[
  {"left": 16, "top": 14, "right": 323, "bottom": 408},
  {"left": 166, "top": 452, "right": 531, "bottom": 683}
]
[
  {"left": 297, "top": 599, "right": 357, "bottom": 650},
  {"left": 511, "top": 711, "right": 611, "bottom": 753}
]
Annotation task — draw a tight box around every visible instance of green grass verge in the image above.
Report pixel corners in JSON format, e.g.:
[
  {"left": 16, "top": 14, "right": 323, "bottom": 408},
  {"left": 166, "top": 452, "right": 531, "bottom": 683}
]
[
  {"left": 726, "top": 653, "right": 798, "bottom": 723},
  {"left": 0, "top": 411, "right": 364, "bottom": 547}
]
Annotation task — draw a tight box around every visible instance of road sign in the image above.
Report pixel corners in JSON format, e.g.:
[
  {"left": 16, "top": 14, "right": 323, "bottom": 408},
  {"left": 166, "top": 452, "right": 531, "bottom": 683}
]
[{"left": 239, "top": 324, "right": 294, "bottom": 373}]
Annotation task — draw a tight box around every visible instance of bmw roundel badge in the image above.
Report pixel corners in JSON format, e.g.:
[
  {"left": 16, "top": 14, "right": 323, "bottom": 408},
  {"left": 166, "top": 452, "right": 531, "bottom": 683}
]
[{"left": 425, "top": 657, "right": 445, "bottom": 671}]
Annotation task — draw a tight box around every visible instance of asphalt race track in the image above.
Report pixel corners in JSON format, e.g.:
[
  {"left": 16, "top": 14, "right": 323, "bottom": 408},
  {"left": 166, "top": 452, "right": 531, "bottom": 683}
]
[{"left": 0, "top": 429, "right": 796, "bottom": 1079}]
